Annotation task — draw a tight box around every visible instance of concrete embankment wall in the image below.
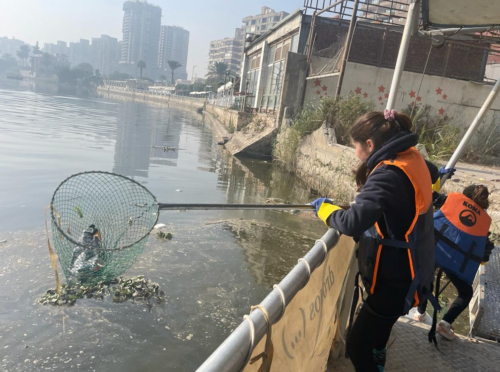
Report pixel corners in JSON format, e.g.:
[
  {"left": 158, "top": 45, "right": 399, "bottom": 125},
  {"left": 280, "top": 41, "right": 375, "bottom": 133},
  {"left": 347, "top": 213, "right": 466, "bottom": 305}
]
[
  {"left": 97, "top": 87, "right": 205, "bottom": 110},
  {"left": 205, "top": 104, "right": 278, "bottom": 158}
]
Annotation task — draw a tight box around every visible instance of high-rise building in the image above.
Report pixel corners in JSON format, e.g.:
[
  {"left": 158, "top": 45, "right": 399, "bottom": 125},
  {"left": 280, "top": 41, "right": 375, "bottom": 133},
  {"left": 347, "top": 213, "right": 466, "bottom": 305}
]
[
  {"left": 208, "top": 29, "right": 244, "bottom": 78},
  {"left": 158, "top": 25, "right": 190, "bottom": 82},
  {"left": 43, "top": 41, "right": 69, "bottom": 57},
  {"left": 92, "top": 35, "right": 121, "bottom": 75},
  {"left": 120, "top": 0, "right": 162, "bottom": 77},
  {"left": 241, "top": 6, "right": 289, "bottom": 36},
  {"left": 69, "top": 39, "right": 91, "bottom": 66},
  {"left": 0, "top": 37, "right": 26, "bottom": 60},
  {"left": 208, "top": 7, "right": 289, "bottom": 79}
]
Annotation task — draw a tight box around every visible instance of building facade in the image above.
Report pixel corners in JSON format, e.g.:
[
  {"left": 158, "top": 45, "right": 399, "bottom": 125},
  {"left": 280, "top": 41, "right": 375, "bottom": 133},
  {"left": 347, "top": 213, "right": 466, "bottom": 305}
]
[
  {"left": 242, "top": 6, "right": 289, "bottom": 36},
  {"left": 120, "top": 0, "right": 162, "bottom": 77},
  {"left": 68, "top": 39, "right": 91, "bottom": 67},
  {"left": 208, "top": 30, "right": 244, "bottom": 78},
  {"left": 158, "top": 25, "right": 190, "bottom": 82},
  {"left": 208, "top": 7, "right": 289, "bottom": 80},
  {"left": 92, "top": 35, "right": 121, "bottom": 75},
  {"left": 0, "top": 37, "right": 26, "bottom": 61},
  {"left": 359, "top": 0, "right": 411, "bottom": 25}
]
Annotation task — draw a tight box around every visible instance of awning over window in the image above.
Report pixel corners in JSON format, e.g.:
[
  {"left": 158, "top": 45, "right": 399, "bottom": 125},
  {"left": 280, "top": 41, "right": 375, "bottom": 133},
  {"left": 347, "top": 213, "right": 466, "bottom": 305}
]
[{"left": 423, "top": 0, "right": 500, "bottom": 29}]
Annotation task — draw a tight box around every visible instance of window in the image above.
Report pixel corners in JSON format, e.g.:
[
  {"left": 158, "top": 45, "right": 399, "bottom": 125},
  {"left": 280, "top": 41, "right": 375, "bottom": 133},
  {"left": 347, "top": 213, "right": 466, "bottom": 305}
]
[
  {"left": 274, "top": 16, "right": 280, "bottom": 21},
  {"left": 251, "top": 20, "right": 256, "bottom": 25},
  {"left": 290, "top": 33, "right": 299, "bottom": 53},
  {"left": 261, "top": 25, "right": 267, "bottom": 31},
  {"left": 400, "top": 4, "right": 407, "bottom": 10},
  {"left": 282, "top": 42, "right": 290, "bottom": 59},
  {"left": 274, "top": 46, "right": 282, "bottom": 62}
]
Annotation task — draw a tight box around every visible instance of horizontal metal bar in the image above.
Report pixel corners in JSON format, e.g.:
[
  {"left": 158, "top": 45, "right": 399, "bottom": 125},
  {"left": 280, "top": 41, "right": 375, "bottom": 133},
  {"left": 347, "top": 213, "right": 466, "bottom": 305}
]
[
  {"left": 421, "top": 25, "right": 500, "bottom": 37},
  {"left": 196, "top": 228, "right": 340, "bottom": 372},
  {"left": 158, "top": 203, "right": 314, "bottom": 211}
]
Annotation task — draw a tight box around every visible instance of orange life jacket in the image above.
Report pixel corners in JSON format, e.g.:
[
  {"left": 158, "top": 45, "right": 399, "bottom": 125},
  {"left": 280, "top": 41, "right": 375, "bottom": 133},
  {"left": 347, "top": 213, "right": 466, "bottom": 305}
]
[
  {"left": 358, "top": 147, "right": 435, "bottom": 314},
  {"left": 434, "top": 193, "right": 491, "bottom": 285}
]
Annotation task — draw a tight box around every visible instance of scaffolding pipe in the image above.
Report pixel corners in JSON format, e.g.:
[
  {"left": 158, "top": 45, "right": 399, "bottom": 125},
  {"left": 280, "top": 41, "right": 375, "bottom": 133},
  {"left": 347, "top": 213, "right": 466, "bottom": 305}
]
[
  {"left": 335, "top": 0, "right": 360, "bottom": 99},
  {"left": 386, "top": 0, "right": 420, "bottom": 110},
  {"left": 440, "top": 77, "right": 500, "bottom": 185},
  {"left": 197, "top": 229, "right": 340, "bottom": 372}
]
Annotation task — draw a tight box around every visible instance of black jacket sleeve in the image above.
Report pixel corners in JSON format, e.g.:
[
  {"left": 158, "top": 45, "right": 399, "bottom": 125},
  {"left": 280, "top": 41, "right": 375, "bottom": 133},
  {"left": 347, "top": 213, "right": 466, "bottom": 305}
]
[
  {"left": 483, "top": 233, "right": 495, "bottom": 262},
  {"left": 326, "top": 166, "right": 402, "bottom": 237}
]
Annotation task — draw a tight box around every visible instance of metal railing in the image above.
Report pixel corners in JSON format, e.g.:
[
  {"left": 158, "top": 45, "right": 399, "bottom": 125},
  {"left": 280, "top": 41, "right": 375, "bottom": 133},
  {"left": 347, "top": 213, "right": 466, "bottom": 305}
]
[{"left": 197, "top": 228, "right": 341, "bottom": 372}]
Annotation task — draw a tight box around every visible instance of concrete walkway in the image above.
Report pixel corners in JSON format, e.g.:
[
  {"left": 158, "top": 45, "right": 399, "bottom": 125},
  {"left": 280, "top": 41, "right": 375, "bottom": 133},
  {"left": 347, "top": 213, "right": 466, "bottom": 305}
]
[{"left": 328, "top": 318, "right": 500, "bottom": 372}]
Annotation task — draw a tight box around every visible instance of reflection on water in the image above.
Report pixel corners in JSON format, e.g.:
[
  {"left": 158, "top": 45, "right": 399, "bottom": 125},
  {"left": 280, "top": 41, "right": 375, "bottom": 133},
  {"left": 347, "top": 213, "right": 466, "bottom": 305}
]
[{"left": 0, "top": 79, "right": 326, "bottom": 371}]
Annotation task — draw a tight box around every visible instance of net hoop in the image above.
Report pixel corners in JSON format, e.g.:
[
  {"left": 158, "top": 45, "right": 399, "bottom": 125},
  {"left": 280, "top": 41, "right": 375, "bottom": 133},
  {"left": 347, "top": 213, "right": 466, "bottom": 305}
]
[{"left": 50, "top": 171, "right": 159, "bottom": 252}]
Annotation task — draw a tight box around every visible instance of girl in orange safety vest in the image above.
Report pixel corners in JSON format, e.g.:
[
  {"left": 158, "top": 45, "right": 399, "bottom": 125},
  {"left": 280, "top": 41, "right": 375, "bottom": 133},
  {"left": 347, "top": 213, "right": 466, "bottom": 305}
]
[{"left": 311, "top": 109, "right": 436, "bottom": 372}]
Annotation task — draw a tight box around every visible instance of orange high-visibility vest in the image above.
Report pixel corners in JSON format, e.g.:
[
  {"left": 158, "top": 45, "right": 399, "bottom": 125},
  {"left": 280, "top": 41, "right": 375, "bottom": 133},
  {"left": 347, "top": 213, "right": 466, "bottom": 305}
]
[{"left": 358, "top": 147, "right": 435, "bottom": 313}]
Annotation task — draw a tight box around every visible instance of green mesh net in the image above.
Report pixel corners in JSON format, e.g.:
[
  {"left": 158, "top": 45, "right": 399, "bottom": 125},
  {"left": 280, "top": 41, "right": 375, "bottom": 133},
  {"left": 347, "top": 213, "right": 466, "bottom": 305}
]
[{"left": 50, "top": 171, "right": 159, "bottom": 285}]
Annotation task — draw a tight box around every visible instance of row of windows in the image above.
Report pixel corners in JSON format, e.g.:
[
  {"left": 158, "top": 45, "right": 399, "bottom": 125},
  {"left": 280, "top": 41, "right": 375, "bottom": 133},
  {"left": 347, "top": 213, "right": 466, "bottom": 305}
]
[{"left": 245, "top": 16, "right": 281, "bottom": 26}]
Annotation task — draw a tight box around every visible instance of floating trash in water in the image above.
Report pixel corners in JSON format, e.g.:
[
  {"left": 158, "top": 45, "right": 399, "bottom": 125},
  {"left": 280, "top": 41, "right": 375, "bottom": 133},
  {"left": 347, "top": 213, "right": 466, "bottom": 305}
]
[
  {"left": 0, "top": 239, "right": 7, "bottom": 244},
  {"left": 175, "top": 189, "right": 183, "bottom": 192},
  {"left": 154, "top": 223, "right": 167, "bottom": 229},
  {"left": 156, "top": 231, "right": 173, "bottom": 241},
  {"left": 39, "top": 275, "right": 164, "bottom": 308}
]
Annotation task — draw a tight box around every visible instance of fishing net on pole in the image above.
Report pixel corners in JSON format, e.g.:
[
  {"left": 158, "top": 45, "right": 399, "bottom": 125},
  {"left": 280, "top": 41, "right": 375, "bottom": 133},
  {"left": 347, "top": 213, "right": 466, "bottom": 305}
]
[{"left": 50, "top": 171, "right": 159, "bottom": 285}]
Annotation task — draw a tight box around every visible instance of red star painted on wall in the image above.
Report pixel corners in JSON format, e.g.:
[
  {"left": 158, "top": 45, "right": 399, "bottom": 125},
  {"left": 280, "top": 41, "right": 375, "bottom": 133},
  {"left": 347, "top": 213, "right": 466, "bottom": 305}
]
[
  {"left": 384, "top": 93, "right": 389, "bottom": 98},
  {"left": 316, "top": 90, "right": 321, "bottom": 95},
  {"left": 322, "top": 85, "right": 327, "bottom": 91},
  {"left": 355, "top": 87, "right": 362, "bottom": 95},
  {"left": 442, "top": 94, "right": 448, "bottom": 100},
  {"left": 378, "top": 96, "right": 383, "bottom": 101},
  {"left": 409, "top": 90, "right": 416, "bottom": 98},
  {"left": 380, "top": 102, "right": 384, "bottom": 106},
  {"left": 436, "top": 87, "right": 443, "bottom": 95},
  {"left": 378, "top": 85, "right": 385, "bottom": 92},
  {"left": 363, "top": 92, "right": 368, "bottom": 98},
  {"left": 416, "top": 96, "right": 422, "bottom": 102},
  {"left": 314, "top": 79, "right": 321, "bottom": 87},
  {"left": 319, "top": 95, "right": 323, "bottom": 99},
  {"left": 438, "top": 107, "right": 445, "bottom": 115}
]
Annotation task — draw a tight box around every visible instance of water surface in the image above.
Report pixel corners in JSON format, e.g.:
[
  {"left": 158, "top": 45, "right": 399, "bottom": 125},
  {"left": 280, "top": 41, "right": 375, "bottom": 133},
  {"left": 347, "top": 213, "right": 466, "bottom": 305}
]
[{"left": 0, "top": 80, "right": 325, "bottom": 371}]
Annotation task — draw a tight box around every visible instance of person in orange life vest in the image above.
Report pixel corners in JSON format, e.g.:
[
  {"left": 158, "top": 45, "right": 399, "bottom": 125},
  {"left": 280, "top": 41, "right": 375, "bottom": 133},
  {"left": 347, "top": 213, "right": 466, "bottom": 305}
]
[
  {"left": 311, "top": 109, "right": 435, "bottom": 372},
  {"left": 415, "top": 185, "right": 494, "bottom": 340}
]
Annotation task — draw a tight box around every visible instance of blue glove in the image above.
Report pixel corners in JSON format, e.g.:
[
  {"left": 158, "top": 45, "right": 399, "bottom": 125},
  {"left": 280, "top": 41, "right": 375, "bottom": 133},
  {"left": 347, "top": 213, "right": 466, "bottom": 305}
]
[
  {"left": 439, "top": 166, "right": 456, "bottom": 179},
  {"left": 310, "top": 197, "right": 333, "bottom": 217}
]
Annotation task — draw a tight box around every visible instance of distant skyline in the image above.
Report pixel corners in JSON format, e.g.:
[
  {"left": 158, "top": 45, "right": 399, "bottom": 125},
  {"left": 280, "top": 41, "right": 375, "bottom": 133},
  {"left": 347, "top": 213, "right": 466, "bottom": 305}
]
[{"left": 0, "top": 0, "right": 297, "bottom": 78}]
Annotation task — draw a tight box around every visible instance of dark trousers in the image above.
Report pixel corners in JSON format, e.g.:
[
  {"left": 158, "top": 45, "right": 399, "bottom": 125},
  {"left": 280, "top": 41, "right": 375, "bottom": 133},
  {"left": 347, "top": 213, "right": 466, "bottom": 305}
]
[
  {"left": 417, "top": 269, "right": 473, "bottom": 324},
  {"left": 346, "top": 285, "right": 408, "bottom": 372}
]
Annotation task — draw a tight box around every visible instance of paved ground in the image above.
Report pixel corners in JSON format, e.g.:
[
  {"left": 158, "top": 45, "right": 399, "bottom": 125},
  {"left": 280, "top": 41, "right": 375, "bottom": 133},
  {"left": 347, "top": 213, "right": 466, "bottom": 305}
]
[{"left": 327, "top": 318, "right": 500, "bottom": 372}]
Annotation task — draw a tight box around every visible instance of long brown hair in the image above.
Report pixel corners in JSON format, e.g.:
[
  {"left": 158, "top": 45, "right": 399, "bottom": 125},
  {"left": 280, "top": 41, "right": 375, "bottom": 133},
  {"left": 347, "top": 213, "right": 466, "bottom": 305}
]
[
  {"left": 350, "top": 111, "right": 413, "bottom": 187},
  {"left": 463, "top": 184, "right": 490, "bottom": 210}
]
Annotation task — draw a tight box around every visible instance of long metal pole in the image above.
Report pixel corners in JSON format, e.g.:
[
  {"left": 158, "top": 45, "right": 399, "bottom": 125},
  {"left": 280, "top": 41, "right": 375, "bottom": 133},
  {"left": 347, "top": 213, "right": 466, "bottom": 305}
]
[
  {"left": 441, "top": 78, "right": 500, "bottom": 185},
  {"left": 386, "top": 0, "right": 420, "bottom": 110},
  {"left": 335, "top": 0, "right": 360, "bottom": 99},
  {"left": 197, "top": 229, "right": 340, "bottom": 372},
  {"left": 158, "top": 203, "right": 349, "bottom": 211},
  {"left": 159, "top": 203, "right": 314, "bottom": 211}
]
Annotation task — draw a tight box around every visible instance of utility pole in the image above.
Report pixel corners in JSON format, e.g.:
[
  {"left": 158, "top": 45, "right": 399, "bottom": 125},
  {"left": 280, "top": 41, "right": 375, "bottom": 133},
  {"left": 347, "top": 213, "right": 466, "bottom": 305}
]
[{"left": 191, "top": 65, "right": 196, "bottom": 84}]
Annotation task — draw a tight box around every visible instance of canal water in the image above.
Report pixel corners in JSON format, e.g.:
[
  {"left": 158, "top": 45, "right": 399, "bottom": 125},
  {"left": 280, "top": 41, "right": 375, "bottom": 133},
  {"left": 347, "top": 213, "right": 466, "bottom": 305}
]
[{"left": 0, "top": 80, "right": 326, "bottom": 372}]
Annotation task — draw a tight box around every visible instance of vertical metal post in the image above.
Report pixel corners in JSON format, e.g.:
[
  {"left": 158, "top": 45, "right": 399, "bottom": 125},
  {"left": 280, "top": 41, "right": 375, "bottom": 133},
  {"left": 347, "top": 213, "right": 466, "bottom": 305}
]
[
  {"left": 386, "top": 0, "right": 420, "bottom": 110},
  {"left": 441, "top": 77, "right": 500, "bottom": 185},
  {"left": 335, "top": 0, "right": 360, "bottom": 99}
]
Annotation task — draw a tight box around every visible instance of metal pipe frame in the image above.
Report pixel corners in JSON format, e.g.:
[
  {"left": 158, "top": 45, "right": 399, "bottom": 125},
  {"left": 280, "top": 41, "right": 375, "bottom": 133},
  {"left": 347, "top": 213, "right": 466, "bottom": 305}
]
[
  {"left": 197, "top": 228, "right": 340, "bottom": 372},
  {"left": 386, "top": 0, "right": 420, "bottom": 110},
  {"left": 441, "top": 77, "right": 500, "bottom": 185},
  {"left": 421, "top": 25, "right": 500, "bottom": 37}
]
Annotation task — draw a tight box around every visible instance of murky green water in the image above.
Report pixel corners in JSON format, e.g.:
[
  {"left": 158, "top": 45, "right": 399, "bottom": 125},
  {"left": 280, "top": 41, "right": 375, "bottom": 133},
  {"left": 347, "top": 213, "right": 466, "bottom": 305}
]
[{"left": 0, "top": 80, "right": 326, "bottom": 371}]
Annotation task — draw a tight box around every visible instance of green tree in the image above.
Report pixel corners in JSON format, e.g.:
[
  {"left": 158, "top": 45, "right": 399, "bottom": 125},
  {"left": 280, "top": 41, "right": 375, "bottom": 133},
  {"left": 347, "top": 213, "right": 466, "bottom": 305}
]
[
  {"left": 167, "top": 60, "right": 181, "bottom": 86},
  {"left": 0, "top": 54, "right": 18, "bottom": 73},
  {"left": 17, "top": 45, "right": 30, "bottom": 67},
  {"left": 33, "top": 42, "right": 42, "bottom": 55},
  {"left": 206, "top": 61, "right": 229, "bottom": 81},
  {"left": 137, "top": 60, "right": 146, "bottom": 78},
  {"left": 159, "top": 74, "right": 167, "bottom": 84},
  {"left": 109, "top": 71, "right": 131, "bottom": 80},
  {"left": 76, "top": 62, "right": 94, "bottom": 77},
  {"left": 94, "top": 69, "right": 101, "bottom": 77}
]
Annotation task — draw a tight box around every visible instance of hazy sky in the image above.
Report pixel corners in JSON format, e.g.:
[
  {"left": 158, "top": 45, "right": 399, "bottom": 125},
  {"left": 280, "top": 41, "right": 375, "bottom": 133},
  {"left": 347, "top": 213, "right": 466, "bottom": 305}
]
[{"left": 0, "top": 0, "right": 298, "bottom": 77}]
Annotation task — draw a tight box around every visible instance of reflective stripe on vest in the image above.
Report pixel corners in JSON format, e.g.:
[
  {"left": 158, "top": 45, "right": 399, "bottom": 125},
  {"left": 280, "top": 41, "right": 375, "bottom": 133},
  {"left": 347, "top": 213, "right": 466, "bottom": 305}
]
[
  {"left": 360, "top": 147, "right": 434, "bottom": 312},
  {"left": 434, "top": 193, "right": 491, "bottom": 285}
]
